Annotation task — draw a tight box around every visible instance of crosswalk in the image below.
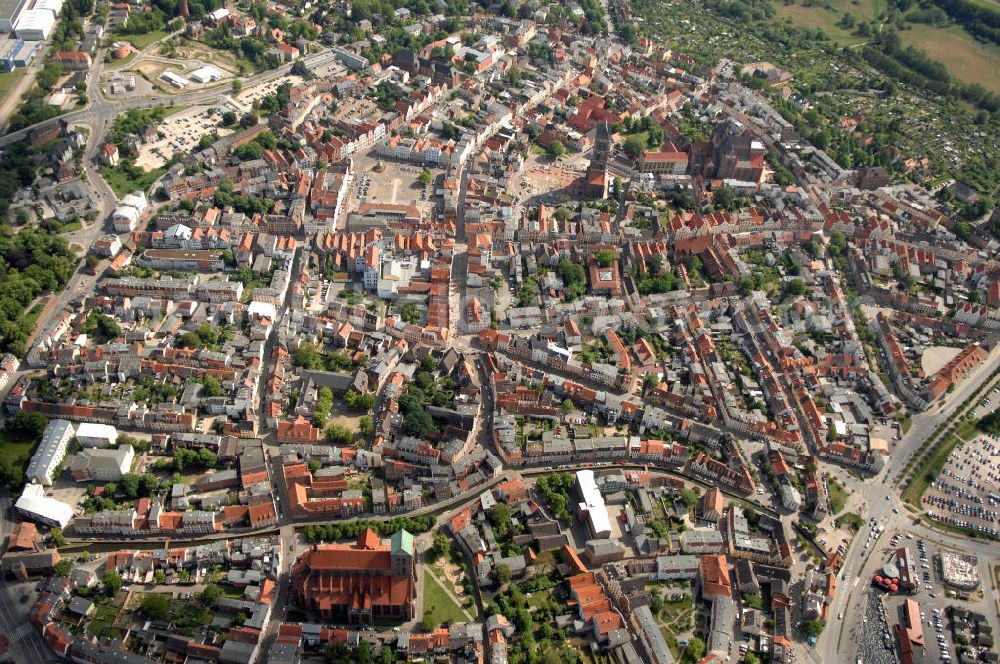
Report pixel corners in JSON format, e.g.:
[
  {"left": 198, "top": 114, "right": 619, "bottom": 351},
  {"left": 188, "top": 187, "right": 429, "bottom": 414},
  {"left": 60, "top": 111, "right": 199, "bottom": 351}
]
[{"left": 8, "top": 621, "right": 34, "bottom": 643}]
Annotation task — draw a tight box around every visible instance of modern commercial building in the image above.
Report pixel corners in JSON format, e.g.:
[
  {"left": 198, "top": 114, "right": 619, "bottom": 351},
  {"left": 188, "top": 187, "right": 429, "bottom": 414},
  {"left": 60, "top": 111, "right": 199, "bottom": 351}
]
[
  {"left": 576, "top": 469, "right": 611, "bottom": 539},
  {"left": 290, "top": 528, "right": 416, "bottom": 624},
  {"left": 13, "top": 8, "right": 55, "bottom": 40},
  {"left": 189, "top": 64, "right": 224, "bottom": 83},
  {"left": 14, "top": 483, "right": 73, "bottom": 528},
  {"left": 25, "top": 418, "right": 74, "bottom": 486},
  {"left": 0, "top": 0, "right": 29, "bottom": 32}
]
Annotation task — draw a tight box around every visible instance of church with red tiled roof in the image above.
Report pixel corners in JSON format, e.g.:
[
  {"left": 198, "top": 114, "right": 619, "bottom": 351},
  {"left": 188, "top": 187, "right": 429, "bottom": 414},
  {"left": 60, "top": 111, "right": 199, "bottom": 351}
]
[{"left": 290, "top": 528, "right": 416, "bottom": 624}]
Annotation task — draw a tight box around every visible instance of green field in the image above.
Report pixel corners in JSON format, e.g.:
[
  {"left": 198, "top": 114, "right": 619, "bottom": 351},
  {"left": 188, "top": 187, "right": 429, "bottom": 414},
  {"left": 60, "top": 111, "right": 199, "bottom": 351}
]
[
  {"left": 0, "top": 69, "right": 26, "bottom": 100},
  {"left": 421, "top": 572, "right": 468, "bottom": 628},
  {"left": 898, "top": 23, "right": 1000, "bottom": 95},
  {"left": 777, "top": 0, "right": 1000, "bottom": 93},
  {"left": 99, "top": 165, "right": 166, "bottom": 198},
  {"left": 777, "top": 0, "right": 881, "bottom": 45},
  {"left": 118, "top": 30, "right": 168, "bottom": 49}
]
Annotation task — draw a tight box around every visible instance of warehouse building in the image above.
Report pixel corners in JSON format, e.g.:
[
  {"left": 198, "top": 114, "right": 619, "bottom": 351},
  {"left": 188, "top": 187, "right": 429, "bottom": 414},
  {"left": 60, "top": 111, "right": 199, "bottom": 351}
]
[
  {"left": 32, "top": 0, "right": 62, "bottom": 16},
  {"left": 15, "top": 483, "right": 73, "bottom": 528},
  {"left": 0, "top": 0, "right": 29, "bottom": 32},
  {"left": 13, "top": 8, "right": 55, "bottom": 40},
  {"left": 75, "top": 422, "right": 118, "bottom": 447},
  {"left": 189, "top": 64, "right": 224, "bottom": 83},
  {"left": 0, "top": 38, "right": 41, "bottom": 71}
]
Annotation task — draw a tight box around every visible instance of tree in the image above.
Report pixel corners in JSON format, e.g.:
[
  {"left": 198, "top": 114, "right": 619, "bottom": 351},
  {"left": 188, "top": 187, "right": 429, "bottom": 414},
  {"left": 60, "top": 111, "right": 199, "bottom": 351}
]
[
  {"left": 493, "top": 563, "right": 512, "bottom": 585},
  {"left": 418, "top": 168, "right": 432, "bottom": 186},
  {"left": 546, "top": 140, "right": 565, "bottom": 158},
  {"left": 623, "top": 134, "right": 646, "bottom": 158},
  {"left": 54, "top": 558, "right": 74, "bottom": 576},
  {"left": 713, "top": 185, "right": 736, "bottom": 209},
  {"left": 561, "top": 399, "right": 574, "bottom": 414},
  {"left": 102, "top": 570, "right": 122, "bottom": 596},
  {"left": 119, "top": 473, "right": 140, "bottom": 499},
  {"left": 646, "top": 591, "right": 663, "bottom": 615},
  {"left": 50, "top": 528, "right": 66, "bottom": 547},
  {"left": 200, "top": 583, "right": 223, "bottom": 607},
  {"left": 802, "top": 619, "right": 825, "bottom": 638},
  {"left": 325, "top": 424, "right": 353, "bottom": 445},
  {"left": 595, "top": 249, "right": 615, "bottom": 267},
  {"left": 359, "top": 415, "right": 374, "bottom": 434},
  {"left": 140, "top": 593, "right": 169, "bottom": 619},
  {"left": 685, "top": 637, "right": 706, "bottom": 661},
  {"left": 6, "top": 411, "right": 48, "bottom": 438},
  {"left": 781, "top": 278, "right": 806, "bottom": 299},
  {"left": 679, "top": 488, "right": 699, "bottom": 507},
  {"left": 231, "top": 79, "right": 242, "bottom": 94},
  {"left": 744, "top": 653, "right": 761, "bottom": 664}
]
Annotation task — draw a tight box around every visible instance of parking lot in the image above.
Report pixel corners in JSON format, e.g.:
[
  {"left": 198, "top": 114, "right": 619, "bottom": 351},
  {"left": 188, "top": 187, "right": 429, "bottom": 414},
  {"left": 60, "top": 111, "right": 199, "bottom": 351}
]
[
  {"left": 923, "top": 432, "right": 1000, "bottom": 538},
  {"left": 134, "top": 105, "right": 236, "bottom": 171},
  {"left": 231, "top": 74, "right": 304, "bottom": 114}
]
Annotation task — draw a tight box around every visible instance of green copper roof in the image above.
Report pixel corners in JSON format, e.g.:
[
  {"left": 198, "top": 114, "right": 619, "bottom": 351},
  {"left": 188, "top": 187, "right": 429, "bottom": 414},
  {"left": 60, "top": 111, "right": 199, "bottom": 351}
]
[{"left": 390, "top": 529, "right": 414, "bottom": 555}]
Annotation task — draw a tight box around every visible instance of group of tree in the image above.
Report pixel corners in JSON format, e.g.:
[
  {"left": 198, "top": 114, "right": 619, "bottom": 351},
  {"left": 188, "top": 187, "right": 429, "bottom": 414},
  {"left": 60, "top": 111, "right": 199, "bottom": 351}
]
[
  {"left": 535, "top": 472, "right": 574, "bottom": 524},
  {"left": 343, "top": 389, "right": 375, "bottom": 412},
  {"left": 82, "top": 312, "right": 122, "bottom": 341},
  {"left": 0, "top": 228, "right": 79, "bottom": 357},
  {"left": 398, "top": 385, "right": 439, "bottom": 438},
  {"left": 157, "top": 447, "right": 218, "bottom": 472},
  {"left": 557, "top": 258, "right": 587, "bottom": 301},
  {"left": 303, "top": 516, "right": 434, "bottom": 543},
  {"left": 313, "top": 386, "right": 334, "bottom": 428},
  {"left": 293, "top": 343, "right": 364, "bottom": 373}
]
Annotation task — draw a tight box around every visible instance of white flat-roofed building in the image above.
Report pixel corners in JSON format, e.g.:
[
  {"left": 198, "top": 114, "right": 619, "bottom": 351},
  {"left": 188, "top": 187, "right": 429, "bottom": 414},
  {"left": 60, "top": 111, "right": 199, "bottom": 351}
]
[
  {"left": 0, "top": 0, "right": 30, "bottom": 31},
  {"left": 576, "top": 469, "right": 612, "bottom": 539},
  {"left": 26, "top": 418, "right": 74, "bottom": 486},
  {"left": 33, "top": 0, "right": 62, "bottom": 16},
  {"left": 160, "top": 70, "right": 190, "bottom": 89},
  {"left": 189, "top": 64, "right": 225, "bottom": 83},
  {"left": 15, "top": 483, "right": 73, "bottom": 528},
  {"left": 75, "top": 422, "right": 119, "bottom": 447},
  {"left": 13, "top": 8, "right": 55, "bottom": 39}
]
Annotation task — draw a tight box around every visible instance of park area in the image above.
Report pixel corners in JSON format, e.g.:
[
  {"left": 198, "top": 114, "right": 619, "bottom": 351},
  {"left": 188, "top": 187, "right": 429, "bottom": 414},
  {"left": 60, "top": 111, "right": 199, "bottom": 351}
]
[{"left": 421, "top": 569, "right": 471, "bottom": 628}]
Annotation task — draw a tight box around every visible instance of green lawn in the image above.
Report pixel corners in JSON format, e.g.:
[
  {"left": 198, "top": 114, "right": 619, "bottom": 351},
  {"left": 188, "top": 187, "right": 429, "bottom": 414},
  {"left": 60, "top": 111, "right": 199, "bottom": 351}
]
[
  {"left": 902, "top": 430, "right": 963, "bottom": 506},
  {"left": 0, "top": 69, "right": 26, "bottom": 100},
  {"left": 954, "top": 417, "right": 981, "bottom": 442},
  {"left": 827, "top": 478, "right": 848, "bottom": 515},
  {"left": 87, "top": 601, "right": 123, "bottom": 638},
  {"left": 99, "top": 164, "right": 166, "bottom": 198},
  {"left": 0, "top": 430, "right": 38, "bottom": 482},
  {"left": 422, "top": 571, "right": 468, "bottom": 628},
  {"left": 118, "top": 30, "right": 168, "bottom": 49}
]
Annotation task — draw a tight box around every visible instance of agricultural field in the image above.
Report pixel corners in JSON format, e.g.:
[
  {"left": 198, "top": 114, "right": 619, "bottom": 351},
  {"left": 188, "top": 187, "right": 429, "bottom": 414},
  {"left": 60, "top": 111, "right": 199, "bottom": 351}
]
[
  {"left": 898, "top": 23, "right": 1000, "bottom": 94},
  {"left": 776, "top": 0, "right": 884, "bottom": 45}
]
